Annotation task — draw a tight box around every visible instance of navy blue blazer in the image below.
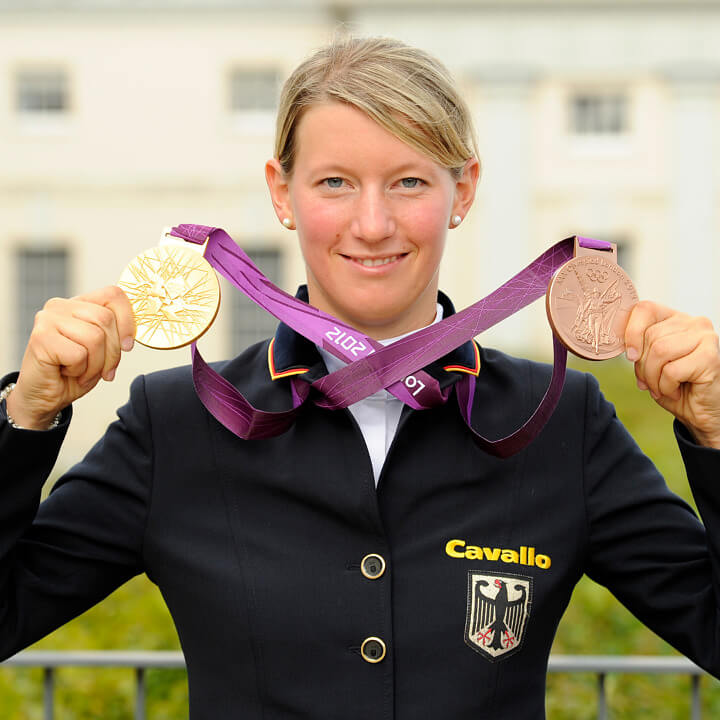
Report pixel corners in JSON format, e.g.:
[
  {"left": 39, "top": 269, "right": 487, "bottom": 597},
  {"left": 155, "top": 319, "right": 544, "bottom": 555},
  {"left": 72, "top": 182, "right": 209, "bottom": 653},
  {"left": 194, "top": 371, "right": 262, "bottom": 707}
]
[{"left": 2, "top": 292, "right": 720, "bottom": 719}]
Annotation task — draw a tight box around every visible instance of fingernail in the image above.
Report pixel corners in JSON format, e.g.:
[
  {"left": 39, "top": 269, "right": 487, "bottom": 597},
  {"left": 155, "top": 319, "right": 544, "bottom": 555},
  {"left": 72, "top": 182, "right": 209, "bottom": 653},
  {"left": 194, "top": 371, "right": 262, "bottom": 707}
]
[
  {"left": 626, "top": 347, "right": 639, "bottom": 362},
  {"left": 121, "top": 337, "right": 134, "bottom": 352},
  {"left": 104, "top": 368, "right": 116, "bottom": 382},
  {"left": 637, "top": 379, "right": 648, "bottom": 390}
]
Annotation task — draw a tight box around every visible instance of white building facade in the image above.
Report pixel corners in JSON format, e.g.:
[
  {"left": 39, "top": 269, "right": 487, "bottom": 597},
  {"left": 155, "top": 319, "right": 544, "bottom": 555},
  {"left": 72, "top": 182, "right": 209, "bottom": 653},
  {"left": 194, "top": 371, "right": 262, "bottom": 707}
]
[{"left": 1, "top": 0, "right": 719, "bottom": 467}]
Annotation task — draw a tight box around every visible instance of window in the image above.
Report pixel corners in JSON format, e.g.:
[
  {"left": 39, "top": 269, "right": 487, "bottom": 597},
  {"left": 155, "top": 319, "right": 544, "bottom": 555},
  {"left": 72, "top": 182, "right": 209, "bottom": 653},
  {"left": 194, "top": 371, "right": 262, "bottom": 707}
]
[
  {"left": 228, "top": 68, "right": 279, "bottom": 113},
  {"left": 229, "top": 248, "right": 282, "bottom": 354},
  {"left": 570, "top": 93, "right": 628, "bottom": 135},
  {"left": 16, "top": 70, "right": 69, "bottom": 115},
  {"left": 16, "top": 248, "right": 70, "bottom": 365}
]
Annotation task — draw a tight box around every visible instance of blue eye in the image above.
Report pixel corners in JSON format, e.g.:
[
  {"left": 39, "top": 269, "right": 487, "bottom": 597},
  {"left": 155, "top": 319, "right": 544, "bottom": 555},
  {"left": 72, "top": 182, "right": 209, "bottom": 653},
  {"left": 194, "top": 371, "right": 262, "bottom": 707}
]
[
  {"left": 401, "top": 177, "right": 421, "bottom": 188},
  {"left": 325, "top": 177, "right": 343, "bottom": 188}
]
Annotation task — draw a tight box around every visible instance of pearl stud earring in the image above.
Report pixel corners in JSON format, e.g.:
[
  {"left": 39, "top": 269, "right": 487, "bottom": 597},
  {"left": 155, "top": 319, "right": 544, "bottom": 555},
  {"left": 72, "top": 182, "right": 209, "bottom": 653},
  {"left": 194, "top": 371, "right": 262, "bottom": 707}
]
[
  {"left": 452, "top": 215, "right": 462, "bottom": 227},
  {"left": 282, "top": 218, "right": 292, "bottom": 228}
]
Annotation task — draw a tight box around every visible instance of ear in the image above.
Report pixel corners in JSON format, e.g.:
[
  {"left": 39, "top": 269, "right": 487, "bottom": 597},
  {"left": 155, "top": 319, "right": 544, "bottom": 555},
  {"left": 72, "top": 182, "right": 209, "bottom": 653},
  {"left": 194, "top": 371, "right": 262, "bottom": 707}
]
[
  {"left": 265, "top": 158, "right": 294, "bottom": 227},
  {"left": 450, "top": 157, "right": 480, "bottom": 226}
]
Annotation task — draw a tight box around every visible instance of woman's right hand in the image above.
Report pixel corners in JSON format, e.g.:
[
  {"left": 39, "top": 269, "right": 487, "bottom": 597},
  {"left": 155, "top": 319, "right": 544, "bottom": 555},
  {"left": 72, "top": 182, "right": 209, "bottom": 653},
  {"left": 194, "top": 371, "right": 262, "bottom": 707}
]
[{"left": 6, "top": 286, "right": 136, "bottom": 430}]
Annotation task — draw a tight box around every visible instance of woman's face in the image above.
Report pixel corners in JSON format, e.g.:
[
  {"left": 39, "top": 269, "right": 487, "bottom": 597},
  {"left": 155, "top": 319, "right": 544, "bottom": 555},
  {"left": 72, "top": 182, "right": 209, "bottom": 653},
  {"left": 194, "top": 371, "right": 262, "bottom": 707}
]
[{"left": 266, "top": 102, "right": 478, "bottom": 339}]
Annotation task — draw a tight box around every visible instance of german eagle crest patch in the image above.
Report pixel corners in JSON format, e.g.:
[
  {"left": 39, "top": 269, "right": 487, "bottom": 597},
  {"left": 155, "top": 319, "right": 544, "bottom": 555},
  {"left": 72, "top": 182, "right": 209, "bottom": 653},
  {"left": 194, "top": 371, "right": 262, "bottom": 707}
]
[{"left": 464, "top": 570, "right": 532, "bottom": 661}]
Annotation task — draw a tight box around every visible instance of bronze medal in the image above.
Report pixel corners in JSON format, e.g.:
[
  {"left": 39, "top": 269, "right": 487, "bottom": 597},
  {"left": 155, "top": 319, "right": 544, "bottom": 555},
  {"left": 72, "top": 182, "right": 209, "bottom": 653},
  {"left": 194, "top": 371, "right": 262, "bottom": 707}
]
[
  {"left": 546, "top": 239, "right": 638, "bottom": 360},
  {"left": 118, "top": 244, "right": 220, "bottom": 350}
]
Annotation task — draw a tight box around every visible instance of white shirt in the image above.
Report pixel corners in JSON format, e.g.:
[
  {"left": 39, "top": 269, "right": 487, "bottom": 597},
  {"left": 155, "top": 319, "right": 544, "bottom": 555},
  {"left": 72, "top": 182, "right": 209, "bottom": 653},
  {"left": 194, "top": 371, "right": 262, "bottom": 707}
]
[{"left": 317, "top": 304, "right": 444, "bottom": 486}]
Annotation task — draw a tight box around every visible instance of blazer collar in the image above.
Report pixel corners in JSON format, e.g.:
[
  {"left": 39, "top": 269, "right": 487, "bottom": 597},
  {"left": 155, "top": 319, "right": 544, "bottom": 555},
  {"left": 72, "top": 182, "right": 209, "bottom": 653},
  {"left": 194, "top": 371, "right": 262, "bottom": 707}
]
[{"left": 268, "top": 286, "right": 480, "bottom": 388}]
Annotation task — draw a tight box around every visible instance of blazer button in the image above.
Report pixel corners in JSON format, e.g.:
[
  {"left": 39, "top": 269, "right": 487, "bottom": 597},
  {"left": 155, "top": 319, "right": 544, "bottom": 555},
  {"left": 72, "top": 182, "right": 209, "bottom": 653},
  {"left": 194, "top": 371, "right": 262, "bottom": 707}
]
[
  {"left": 360, "top": 553, "right": 386, "bottom": 580},
  {"left": 361, "top": 637, "right": 387, "bottom": 664}
]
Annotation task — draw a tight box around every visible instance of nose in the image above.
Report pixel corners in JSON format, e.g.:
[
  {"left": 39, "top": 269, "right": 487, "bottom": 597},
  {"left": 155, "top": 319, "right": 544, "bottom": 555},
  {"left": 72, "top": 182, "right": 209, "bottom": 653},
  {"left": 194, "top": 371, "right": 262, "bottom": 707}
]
[{"left": 350, "top": 187, "right": 395, "bottom": 243}]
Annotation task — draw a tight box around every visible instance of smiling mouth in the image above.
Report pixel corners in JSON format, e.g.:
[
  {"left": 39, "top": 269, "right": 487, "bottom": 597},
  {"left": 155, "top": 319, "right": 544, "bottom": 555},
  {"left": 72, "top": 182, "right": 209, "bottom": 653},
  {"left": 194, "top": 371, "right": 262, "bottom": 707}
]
[{"left": 344, "top": 253, "right": 407, "bottom": 268}]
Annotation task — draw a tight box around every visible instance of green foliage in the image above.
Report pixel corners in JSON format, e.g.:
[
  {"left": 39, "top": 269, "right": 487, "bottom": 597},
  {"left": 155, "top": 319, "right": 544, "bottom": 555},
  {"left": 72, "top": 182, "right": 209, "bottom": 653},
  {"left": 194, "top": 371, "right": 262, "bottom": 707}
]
[
  {"left": 0, "top": 576, "right": 186, "bottom": 719},
  {"left": 1, "top": 359, "right": 718, "bottom": 717}
]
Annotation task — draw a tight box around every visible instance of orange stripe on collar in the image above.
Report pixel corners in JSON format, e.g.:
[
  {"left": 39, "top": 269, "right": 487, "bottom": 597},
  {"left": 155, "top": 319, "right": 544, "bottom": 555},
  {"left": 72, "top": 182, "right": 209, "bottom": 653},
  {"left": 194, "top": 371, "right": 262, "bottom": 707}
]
[
  {"left": 268, "top": 337, "right": 310, "bottom": 381},
  {"left": 443, "top": 341, "right": 481, "bottom": 377}
]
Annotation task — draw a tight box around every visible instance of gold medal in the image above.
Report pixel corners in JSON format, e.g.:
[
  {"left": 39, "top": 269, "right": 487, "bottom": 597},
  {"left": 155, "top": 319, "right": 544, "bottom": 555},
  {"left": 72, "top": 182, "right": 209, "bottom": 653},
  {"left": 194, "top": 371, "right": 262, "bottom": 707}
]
[{"left": 118, "top": 244, "right": 220, "bottom": 349}]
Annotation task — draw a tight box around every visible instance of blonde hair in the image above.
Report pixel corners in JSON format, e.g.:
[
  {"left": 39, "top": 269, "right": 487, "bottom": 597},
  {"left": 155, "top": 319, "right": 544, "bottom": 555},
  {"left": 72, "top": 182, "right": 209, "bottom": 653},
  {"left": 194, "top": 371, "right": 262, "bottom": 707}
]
[{"left": 275, "top": 36, "right": 480, "bottom": 178}]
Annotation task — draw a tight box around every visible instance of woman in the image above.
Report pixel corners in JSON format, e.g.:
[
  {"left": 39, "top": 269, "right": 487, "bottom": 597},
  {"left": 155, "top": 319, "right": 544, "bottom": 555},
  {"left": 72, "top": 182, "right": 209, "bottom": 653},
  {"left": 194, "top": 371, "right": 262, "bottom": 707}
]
[{"left": 2, "top": 37, "right": 720, "bottom": 719}]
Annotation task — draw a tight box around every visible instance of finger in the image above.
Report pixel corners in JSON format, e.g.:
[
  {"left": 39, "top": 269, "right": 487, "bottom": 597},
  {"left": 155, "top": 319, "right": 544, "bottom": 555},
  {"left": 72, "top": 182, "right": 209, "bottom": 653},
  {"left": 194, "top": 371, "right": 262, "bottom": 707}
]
[
  {"left": 28, "top": 305, "right": 88, "bottom": 379},
  {"left": 624, "top": 300, "right": 675, "bottom": 362},
  {"left": 635, "top": 314, "right": 718, "bottom": 401},
  {"left": 630, "top": 305, "right": 692, "bottom": 392},
  {"left": 32, "top": 326, "right": 90, "bottom": 381},
  {"left": 75, "top": 286, "right": 136, "bottom": 352},
  {"left": 661, "top": 332, "right": 720, "bottom": 391},
  {"left": 656, "top": 356, "right": 696, "bottom": 401},
  {"left": 52, "top": 315, "right": 108, "bottom": 385},
  {"left": 635, "top": 327, "right": 700, "bottom": 399},
  {"left": 51, "top": 337, "right": 102, "bottom": 393},
  {"left": 70, "top": 302, "right": 123, "bottom": 381}
]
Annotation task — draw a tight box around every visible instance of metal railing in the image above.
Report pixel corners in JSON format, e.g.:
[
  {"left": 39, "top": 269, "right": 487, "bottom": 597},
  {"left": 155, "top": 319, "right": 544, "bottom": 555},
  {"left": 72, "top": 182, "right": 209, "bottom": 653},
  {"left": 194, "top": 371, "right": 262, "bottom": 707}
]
[
  {"left": 2, "top": 651, "right": 184, "bottom": 720},
  {"left": 0, "top": 651, "right": 712, "bottom": 719},
  {"left": 549, "top": 655, "right": 707, "bottom": 720}
]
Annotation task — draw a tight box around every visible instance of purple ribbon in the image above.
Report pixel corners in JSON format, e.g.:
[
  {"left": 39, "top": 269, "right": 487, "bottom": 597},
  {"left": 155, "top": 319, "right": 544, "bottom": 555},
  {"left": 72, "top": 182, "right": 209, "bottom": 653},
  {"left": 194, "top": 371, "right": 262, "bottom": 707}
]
[{"left": 170, "top": 225, "right": 610, "bottom": 457}]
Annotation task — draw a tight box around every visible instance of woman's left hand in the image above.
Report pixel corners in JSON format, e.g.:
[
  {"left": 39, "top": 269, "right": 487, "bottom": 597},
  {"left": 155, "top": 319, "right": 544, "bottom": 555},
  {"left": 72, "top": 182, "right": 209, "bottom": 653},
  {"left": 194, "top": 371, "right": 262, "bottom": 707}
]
[{"left": 625, "top": 301, "right": 720, "bottom": 448}]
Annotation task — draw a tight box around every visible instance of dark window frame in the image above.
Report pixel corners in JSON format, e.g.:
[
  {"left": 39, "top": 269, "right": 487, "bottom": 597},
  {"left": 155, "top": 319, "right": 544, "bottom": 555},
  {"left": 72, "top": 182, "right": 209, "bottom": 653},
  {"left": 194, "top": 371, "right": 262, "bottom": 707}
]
[
  {"left": 16, "top": 68, "right": 70, "bottom": 115},
  {"left": 228, "top": 67, "right": 280, "bottom": 114},
  {"left": 570, "top": 92, "right": 629, "bottom": 135},
  {"left": 229, "top": 246, "right": 282, "bottom": 355},
  {"left": 16, "top": 246, "right": 71, "bottom": 365}
]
